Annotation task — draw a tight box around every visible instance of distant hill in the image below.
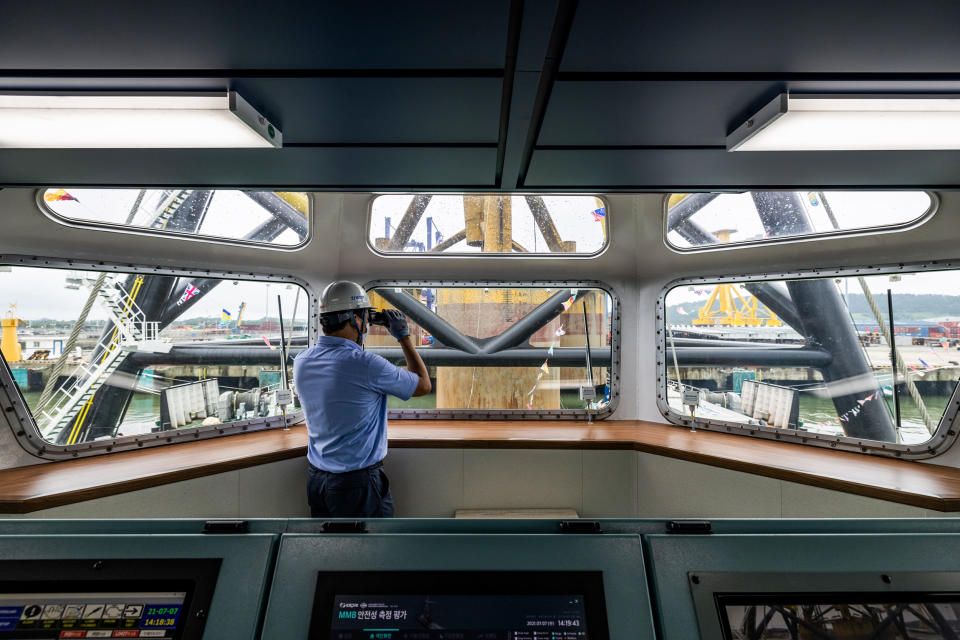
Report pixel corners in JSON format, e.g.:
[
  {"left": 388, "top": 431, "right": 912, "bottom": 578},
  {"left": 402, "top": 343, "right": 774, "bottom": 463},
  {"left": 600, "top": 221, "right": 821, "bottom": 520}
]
[{"left": 667, "top": 292, "right": 960, "bottom": 325}]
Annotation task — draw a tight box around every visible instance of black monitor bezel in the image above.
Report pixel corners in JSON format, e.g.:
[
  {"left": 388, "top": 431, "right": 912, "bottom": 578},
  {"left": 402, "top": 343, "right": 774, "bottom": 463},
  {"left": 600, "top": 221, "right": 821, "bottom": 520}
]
[
  {"left": 309, "top": 570, "right": 610, "bottom": 640},
  {"left": 0, "top": 558, "right": 221, "bottom": 640}
]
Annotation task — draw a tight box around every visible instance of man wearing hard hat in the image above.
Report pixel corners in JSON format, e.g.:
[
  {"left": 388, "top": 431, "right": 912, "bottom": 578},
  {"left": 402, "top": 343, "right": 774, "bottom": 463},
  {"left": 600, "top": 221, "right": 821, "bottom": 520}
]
[{"left": 293, "top": 281, "right": 431, "bottom": 517}]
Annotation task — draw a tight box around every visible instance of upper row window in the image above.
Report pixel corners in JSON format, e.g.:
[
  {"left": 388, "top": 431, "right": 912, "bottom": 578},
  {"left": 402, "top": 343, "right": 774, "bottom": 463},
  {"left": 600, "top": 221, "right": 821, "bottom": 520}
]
[
  {"left": 665, "top": 191, "right": 934, "bottom": 250},
  {"left": 369, "top": 195, "right": 608, "bottom": 255},
  {"left": 41, "top": 189, "right": 310, "bottom": 247}
]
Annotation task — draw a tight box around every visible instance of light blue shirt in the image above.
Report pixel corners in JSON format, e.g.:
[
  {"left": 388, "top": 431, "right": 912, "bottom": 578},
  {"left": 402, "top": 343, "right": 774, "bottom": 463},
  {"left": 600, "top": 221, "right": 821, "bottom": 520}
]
[{"left": 293, "top": 336, "right": 419, "bottom": 473}]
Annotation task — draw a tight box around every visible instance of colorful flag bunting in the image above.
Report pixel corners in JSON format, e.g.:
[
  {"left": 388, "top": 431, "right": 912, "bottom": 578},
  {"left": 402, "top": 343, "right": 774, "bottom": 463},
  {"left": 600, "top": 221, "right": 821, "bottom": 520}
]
[{"left": 44, "top": 188, "right": 78, "bottom": 202}]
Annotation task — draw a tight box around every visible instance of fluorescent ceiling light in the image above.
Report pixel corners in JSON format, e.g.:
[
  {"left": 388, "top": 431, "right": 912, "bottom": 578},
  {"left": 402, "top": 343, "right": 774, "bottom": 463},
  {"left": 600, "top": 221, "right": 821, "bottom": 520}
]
[
  {"left": 727, "top": 93, "right": 960, "bottom": 151},
  {"left": 0, "top": 91, "right": 281, "bottom": 148}
]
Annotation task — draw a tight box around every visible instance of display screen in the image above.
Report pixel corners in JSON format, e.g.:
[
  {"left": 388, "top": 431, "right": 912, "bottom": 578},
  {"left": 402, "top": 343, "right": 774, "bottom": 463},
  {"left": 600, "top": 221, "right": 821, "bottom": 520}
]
[
  {"left": 717, "top": 593, "right": 960, "bottom": 640},
  {"left": 0, "top": 558, "right": 220, "bottom": 640},
  {"left": 0, "top": 591, "right": 186, "bottom": 639},
  {"left": 311, "top": 572, "right": 608, "bottom": 640},
  {"left": 332, "top": 594, "right": 587, "bottom": 640}
]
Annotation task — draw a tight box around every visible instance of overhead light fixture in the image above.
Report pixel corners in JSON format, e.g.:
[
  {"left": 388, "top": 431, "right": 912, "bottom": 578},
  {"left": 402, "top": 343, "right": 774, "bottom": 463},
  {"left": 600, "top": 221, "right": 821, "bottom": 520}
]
[
  {"left": 727, "top": 93, "right": 960, "bottom": 151},
  {"left": 0, "top": 91, "right": 281, "bottom": 148}
]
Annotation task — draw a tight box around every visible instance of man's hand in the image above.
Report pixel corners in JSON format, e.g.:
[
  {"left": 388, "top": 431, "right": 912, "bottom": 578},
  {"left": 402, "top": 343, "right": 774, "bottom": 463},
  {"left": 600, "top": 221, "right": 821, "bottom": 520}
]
[{"left": 384, "top": 309, "right": 410, "bottom": 341}]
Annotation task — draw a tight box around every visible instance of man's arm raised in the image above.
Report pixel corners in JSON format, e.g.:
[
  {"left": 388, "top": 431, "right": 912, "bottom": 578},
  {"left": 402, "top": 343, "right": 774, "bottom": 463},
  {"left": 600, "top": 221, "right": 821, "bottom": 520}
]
[{"left": 386, "top": 309, "right": 431, "bottom": 397}]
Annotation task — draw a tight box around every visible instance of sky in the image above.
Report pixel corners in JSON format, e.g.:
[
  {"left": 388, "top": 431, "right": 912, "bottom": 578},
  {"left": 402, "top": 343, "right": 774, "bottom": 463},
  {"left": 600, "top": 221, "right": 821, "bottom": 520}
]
[{"left": 2, "top": 266, "right": 307, "bottom": 328}]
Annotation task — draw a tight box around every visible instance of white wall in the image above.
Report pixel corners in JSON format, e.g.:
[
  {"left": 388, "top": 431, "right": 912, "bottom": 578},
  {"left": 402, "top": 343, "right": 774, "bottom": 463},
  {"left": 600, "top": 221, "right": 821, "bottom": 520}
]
[{"left": 6, "top": 450, "right": 941, "bottom": 520}]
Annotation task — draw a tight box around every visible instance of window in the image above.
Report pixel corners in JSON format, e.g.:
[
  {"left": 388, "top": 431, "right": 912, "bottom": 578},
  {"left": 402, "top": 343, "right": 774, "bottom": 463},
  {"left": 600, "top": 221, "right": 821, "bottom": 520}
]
[
  {"left": 665, "top": 191, "right": 934, "bottom": 250},
  {"left": 41, "top": 189, "right": 310, "bottom": 247},
  {"left": 365, "top": 283, "right": 618, "bottom": 417},
  {"left": 660, "top": 265, "right": 960, "bottom": 456},
  {"left": 369, "top": 195, "right": 608, "bottom": 255},
  {"left": 0, "top": 260, "right": 309, "bottom": 458}
]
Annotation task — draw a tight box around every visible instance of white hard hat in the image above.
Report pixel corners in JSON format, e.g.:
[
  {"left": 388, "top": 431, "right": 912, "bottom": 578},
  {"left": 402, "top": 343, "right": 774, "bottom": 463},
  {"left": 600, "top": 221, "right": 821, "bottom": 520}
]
[{"left": 319, "top": 281, "right": 371, "bottom": 315}]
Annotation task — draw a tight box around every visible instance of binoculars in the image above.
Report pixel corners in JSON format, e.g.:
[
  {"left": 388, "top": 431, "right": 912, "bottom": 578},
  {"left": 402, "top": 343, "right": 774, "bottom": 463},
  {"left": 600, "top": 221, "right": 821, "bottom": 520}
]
[{"left": 368, "top": 310, "right": 390, "bottom": 327}]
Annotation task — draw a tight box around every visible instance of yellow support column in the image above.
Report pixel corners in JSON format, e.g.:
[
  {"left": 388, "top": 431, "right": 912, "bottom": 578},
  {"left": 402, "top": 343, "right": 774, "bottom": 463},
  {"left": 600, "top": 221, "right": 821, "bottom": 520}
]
[{"left": 1, "top": 305, "right": 23, "bottom": 362}]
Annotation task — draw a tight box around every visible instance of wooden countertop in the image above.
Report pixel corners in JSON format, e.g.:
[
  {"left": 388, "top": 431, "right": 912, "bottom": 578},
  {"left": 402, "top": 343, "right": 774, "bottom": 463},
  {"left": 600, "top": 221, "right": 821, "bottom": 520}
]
[{"left": 2, "top": 421, "right": 960, "bottom": 513}]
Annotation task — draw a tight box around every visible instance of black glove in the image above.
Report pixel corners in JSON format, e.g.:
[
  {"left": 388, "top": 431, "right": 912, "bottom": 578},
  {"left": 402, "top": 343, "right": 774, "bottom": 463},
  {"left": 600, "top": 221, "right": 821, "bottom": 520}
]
[{"left": 385, "top": 309, "right": 410, "bottom": 340}]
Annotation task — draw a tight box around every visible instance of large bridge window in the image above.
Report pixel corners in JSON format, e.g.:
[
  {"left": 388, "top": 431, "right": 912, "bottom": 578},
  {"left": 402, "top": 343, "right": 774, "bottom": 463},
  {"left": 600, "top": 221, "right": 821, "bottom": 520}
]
[
  {"left": 366, "top": 282, "right": 618, "bottom": 418},
  {"left": 665, "top": 191, "right": 934, "bottom": 250},
  {"left": 369, "top": 195, "right": 608, "bottom": 255},
  {"left": 0, "top": 260, "right": 309, "bottom": 458},
  {"left": 41, "top": 189, "right": 310, "bottom": 247},
  {"left": 660, "top": 264, "right": 960, "bottom": 456}
]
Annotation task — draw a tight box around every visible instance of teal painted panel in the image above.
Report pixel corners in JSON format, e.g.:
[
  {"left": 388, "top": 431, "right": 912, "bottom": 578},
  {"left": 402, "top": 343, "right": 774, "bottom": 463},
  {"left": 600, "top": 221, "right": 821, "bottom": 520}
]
[
  {"left": 262, "top": 533, "right": 654, "bottom": 639},
  {"left": 10, "top": 368, "right": 27, "bottom": 389},
  {"left": 0, "top": 533, "right": 277, "bottom": 640},
  {"left": 646, "top": 533, "right": 960, "bottom": 639}
]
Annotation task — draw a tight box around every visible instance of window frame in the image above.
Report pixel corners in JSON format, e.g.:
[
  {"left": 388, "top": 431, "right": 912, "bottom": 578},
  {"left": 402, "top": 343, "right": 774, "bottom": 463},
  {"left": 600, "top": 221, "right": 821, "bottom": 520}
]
[
  {"left": 662, "top": 190, "right": 939, "bottom": 253},
  {"left": 0, "top": 254, "right": 317, "bottom": 461},
  {"left": 365, "top": 193, "right": 611, "bottom": 258},
  {"left": 367, "top": 279, "right": 621, "bottom": 420},
  {"left": 656, "top": 260, "right": 960, "bottom": 459},
  {"left": 37, "top": 188, "right": 314, "bottom": 251}
]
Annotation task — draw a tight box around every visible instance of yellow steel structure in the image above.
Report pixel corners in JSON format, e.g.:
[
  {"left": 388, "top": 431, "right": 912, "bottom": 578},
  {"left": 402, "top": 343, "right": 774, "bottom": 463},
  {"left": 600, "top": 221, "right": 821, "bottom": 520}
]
[
  {"left": 692, "top": 284, "right": 783, "bottom": 327},
  {"left": 276, "top": 192, "right": 309, "bottom": 216},
  {"left": 0, "top": 304, "right": 23, "bottom": 362},
  {"left": 66, "top": 275, "right": 145, "bottom": 446}
]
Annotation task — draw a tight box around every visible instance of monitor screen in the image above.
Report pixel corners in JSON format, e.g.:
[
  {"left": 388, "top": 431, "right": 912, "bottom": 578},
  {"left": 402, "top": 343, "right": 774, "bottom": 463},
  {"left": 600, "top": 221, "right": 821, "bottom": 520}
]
[
  {"left": 0, "top": 558, "right": 220, "bottom": 640},
  {"left": 0, "top": 591, "right": 186, "bottom": 638},
  {"left": 311, "top": 572, "right": 609, "bottom": 640},
  {"left": 716, "top": 593, "right": 960, "bottom": 640}
]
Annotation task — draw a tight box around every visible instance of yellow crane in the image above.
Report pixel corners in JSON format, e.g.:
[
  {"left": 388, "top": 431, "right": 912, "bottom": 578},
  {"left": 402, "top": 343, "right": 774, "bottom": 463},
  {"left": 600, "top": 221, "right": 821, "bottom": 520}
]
[
  {"left": 692, "top": 284, "right": 782, "bottom": 327},
  {"left": 236, "top": 302, "right": 247, "bottom": 330}
]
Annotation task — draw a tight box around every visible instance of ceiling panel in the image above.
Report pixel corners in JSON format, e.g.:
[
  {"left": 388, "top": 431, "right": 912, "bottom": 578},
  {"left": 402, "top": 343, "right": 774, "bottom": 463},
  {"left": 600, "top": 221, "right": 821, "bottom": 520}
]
[
  {"left": 539, "top": 79, "right": 960, "bottom": 147},
  {"left": 0, "top": 1, "right": 511, "bottom": 70},
  {"left": 231, "top": 78, "right": 503, "bottom": 144},
  {"left": 539, "top": 81, "right": 770, "bottom": 146},
  {"left": 525, "top": 149, "right": 960, "bottom": 189},
  {"left": 562, "top": 0, "right": 960, "bottom": 73}
]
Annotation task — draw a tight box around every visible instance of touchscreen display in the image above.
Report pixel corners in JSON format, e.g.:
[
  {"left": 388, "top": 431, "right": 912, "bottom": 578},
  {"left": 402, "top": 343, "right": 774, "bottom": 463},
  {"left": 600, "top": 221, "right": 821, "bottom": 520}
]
[
  {"left": 331, "top": 594, "right": 588, "bottom": 640},
  {"left": 0, "top": 591, "right": 188, "bottom": 639},
  {"left": 311, "top": 571, "right": 608, "bottom": 640}
]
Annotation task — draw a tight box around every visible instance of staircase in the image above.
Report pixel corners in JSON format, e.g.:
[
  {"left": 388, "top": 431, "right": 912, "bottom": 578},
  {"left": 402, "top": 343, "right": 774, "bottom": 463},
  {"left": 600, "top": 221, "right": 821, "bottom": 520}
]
[{"left": 40, "top": 275, "right": 161, "bottom": 440}]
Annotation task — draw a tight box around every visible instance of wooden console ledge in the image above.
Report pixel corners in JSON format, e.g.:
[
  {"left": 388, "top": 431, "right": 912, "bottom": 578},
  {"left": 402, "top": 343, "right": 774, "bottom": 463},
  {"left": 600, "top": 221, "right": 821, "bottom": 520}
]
[{"left": 1, "top": 420, "right": 960, "bottom": 513}]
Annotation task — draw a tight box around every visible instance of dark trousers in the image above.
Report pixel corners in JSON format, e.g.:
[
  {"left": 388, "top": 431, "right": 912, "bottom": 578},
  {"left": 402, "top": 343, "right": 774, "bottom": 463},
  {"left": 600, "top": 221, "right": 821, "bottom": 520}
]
[{"left": 307, "top": 461, "right": 395, "bottom": 518}]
